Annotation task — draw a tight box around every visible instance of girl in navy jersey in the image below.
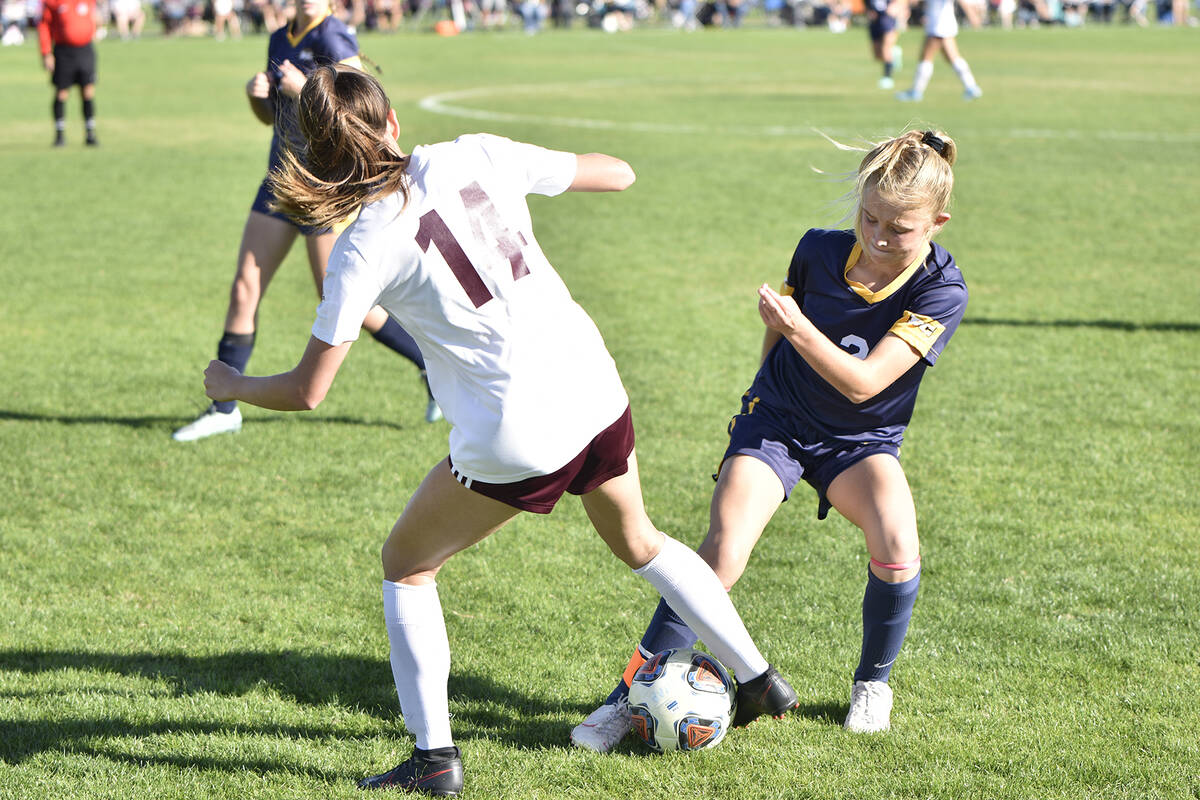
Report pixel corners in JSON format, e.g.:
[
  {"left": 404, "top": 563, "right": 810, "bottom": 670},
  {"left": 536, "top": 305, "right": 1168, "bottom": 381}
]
[
  {"left": 572, "top": 129, "right": 968, "bottom": 751},
  {"left": 173, "top": 0, "right": 434, "bottom": 442},
  {"left": 202, "top": 64, "right": 797, "bottom": 795}
]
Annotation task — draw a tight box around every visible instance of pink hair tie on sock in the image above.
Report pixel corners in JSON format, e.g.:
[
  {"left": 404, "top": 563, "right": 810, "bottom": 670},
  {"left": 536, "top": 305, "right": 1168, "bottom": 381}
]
[{"left": 870, "top": 555, "right": 921, "bottom": 571}]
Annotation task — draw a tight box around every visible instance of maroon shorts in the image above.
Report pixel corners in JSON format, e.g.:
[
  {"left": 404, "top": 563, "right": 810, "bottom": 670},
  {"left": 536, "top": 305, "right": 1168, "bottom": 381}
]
[{"left": 448, "top": 405, "right": 635, "bottom": 514}]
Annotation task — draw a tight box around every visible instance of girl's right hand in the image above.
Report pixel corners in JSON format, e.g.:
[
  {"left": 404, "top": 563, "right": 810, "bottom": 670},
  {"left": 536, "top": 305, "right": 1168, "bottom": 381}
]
[{"left": 246, "top": 71, "right": 271, "bottom": 99}]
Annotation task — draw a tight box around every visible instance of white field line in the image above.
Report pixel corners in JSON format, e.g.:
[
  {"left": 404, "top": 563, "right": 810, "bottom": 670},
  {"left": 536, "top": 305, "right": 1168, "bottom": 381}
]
[{"left": 417, "top": 83, "right": 1200, "bottom": 144}]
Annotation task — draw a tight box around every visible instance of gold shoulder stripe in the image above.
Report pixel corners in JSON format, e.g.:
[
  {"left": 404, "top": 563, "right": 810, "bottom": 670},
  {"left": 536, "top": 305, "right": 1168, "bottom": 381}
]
[
  {"left": 889, "top": 311, "right": 945, "bottom": 356},
  {"left": 779, "top": 281, "right": 794, "bottom": 296}
]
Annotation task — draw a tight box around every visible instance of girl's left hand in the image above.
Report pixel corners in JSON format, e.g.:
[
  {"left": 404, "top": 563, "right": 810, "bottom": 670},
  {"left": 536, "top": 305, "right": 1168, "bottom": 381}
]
[
  {"left": 276, "top": 59, "right": 306, "bottom": 99},
  {"left": 757, "top": 283, "right": 806, "bottom": 335},
  {"left": 204, "top": 360, "right": 241, "bottom": 402}
]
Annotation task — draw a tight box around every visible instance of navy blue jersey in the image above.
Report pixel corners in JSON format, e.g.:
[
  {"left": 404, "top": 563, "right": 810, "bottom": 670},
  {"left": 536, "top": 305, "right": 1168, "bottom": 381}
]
[
  {"left": 264, "top": 13, "right": 358, "bottom": 170},
  {"left": 750, "top": 228, "right": 967, "bottom": 445}
]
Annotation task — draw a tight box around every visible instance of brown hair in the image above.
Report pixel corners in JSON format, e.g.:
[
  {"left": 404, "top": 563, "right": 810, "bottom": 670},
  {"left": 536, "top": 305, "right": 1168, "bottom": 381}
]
[
  {"left": 269, "top": 64, "right": 411, "bottom": 230},
  {"left": 852, "top": 129, "right": 957, "bottom": 245}
]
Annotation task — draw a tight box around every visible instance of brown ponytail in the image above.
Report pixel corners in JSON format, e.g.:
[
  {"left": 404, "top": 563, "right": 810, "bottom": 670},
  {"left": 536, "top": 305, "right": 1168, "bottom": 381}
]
[{"left": 268, "top": 64, "right": 411, "bottom": 230}]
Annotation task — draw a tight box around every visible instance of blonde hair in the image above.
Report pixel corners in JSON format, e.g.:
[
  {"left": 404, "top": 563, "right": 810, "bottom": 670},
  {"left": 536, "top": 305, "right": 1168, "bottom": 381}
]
[
  {"left": 269, "top": 64, "right": 411, "bottom": 231},
  {"left": 852, "top": 129, "right": 957, "bottom": 245}
]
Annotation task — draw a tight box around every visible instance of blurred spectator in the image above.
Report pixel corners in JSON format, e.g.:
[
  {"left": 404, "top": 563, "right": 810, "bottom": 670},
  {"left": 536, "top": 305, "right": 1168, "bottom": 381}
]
[
  {"left": 213, "top": 0, "right": 243, "bottom": 36},
  {"left": 519, "top": 0, "right": 547, "bottom": 29},
  {"left": 958, "top": 0, "right": 985, "bottom": 25},
  {"left": 2, "top": 0, "right": 27, "bottom": 44},
  {"left": 111, "top": 0, "right": 146, "bottom": 36}
]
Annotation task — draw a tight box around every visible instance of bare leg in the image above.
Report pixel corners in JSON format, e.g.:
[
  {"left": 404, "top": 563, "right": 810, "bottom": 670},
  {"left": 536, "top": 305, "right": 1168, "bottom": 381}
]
[
  {"left": 224, "top": 211, "right": 298, "bottom": 334},
  {"left": 580, "top": 450, "right": 771, "bottom": 681}
]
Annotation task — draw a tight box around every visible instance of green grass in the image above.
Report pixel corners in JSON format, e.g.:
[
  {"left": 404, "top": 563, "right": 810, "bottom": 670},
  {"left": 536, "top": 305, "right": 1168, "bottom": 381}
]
[{"left": 2, "top": 20, "right": 1199, "bottom": 800}]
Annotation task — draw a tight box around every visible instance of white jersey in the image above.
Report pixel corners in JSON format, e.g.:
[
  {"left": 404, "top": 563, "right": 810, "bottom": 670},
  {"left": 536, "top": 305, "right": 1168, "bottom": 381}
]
[
  {"left": 313, "top": 134, "right": 630, "bottom": 484},
  {"left": 923, "top": 0, "right": 959, "bottom": 37}
]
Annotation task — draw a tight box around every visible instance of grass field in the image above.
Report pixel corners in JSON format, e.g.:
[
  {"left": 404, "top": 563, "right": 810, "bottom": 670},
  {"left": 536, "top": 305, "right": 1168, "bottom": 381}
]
[{"left": 2, "top": 17, "right": 1198, "bottom": 800}]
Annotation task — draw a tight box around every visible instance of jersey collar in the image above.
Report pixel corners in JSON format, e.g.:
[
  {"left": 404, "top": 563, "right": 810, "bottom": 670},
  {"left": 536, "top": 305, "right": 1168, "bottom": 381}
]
[
  {"left": 288, "top": 12, "right": 329, "bottom": 46},
  {"left": 843, "top": 242, "right": 928, "bottom": 304}
]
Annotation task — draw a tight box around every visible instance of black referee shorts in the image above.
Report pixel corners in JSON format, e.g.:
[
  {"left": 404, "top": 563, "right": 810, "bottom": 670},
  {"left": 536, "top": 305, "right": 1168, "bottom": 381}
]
[{"left": 52, "top": 42, "right": 96, "bottom": 90}]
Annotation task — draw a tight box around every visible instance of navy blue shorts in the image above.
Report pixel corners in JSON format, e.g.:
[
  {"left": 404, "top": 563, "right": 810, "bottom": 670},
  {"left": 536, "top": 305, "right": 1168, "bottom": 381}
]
[
  {"left": 448, "top": 405, "right": 636, "bottom": 515},
  {"left": 251, "top": 177, "right": 328, "bottom": 236},
  {"left": 869, "top": 13, "right": 897, "bottom": 40},
  {"left": 720, "top": 395, "right": 899, "bottom": 520}
]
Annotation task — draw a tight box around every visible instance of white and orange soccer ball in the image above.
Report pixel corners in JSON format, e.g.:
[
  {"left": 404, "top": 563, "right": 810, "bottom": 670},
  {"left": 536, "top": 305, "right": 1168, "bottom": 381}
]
[{"left": 628, "top": 648, "right": 734, "bottom": 753}]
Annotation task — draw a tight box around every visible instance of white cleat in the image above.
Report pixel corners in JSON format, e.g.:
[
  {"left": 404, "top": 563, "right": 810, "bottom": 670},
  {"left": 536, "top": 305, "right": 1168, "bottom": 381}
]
[
  {"left": 570, "top": 698, "right": 632, "bottom": 753},
  {"left": 963, "top": 85, "right": 983, "bottom": 101},
  {"left": 878, "top": 76, "right": 895, "bottom": 90},
  {"left": 425, "top": 399, "right": 443, "bottom": 423},
  {"left": 895, "top": 89, "right": 923, "bottom": 102},
  {"left": 172, "top": 405, "right": 242, "bottom": 442},
  {"left": 844, "top": 680, "right": 893, "bottom": 733}
]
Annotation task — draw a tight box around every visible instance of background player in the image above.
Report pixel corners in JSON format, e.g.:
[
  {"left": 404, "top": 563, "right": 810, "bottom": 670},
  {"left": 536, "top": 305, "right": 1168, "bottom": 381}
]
[
  {"left": 173, "top": 0, "right": 435, "bottom": 442},
  {"left": 866, "top": 0, "right": 906, "bottom": 90},
  {"left": 38, "top": 0, "right": 99, "bottom": 147},
  {"left": 202, "top": 64, "right": 798, "bottom": 796},
  {"left": 896, "top": 0, "right": 982, "bottom": 101},
  {"left": 571, "top": 129, "right": 968, "bottom": 752}
]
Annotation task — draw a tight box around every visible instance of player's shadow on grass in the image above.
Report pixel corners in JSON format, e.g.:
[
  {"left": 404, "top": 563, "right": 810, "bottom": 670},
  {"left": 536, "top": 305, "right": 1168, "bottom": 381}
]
[
  {"left": 0, "top": 409, "right": 412, "bottom": 433},
  {"left": 0, "top": 648, "right": 591, "bottom": 772},
  {"left": 793, "top": 701, "right": 848, "bottom": 727},
  {"left": 962, "top": 317, "right": 1200, "bottom": 333}
]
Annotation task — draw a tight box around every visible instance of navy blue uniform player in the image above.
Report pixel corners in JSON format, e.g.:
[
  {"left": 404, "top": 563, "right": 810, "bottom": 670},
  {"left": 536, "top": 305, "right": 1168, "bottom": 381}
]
[
  {"left": 174, "top": 0, "right": 438, "bottom": 442},
  {"left": 866, "top": 0, "right": 904, "bottom": 90},
  {"left": 572, "top": 129, "right": 968, "bottom": 750}
]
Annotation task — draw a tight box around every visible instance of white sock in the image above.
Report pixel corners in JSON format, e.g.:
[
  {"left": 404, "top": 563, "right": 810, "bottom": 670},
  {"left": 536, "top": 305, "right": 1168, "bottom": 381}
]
[
  {"left": 912, "top": 60, "right": 934, "bottom": 94},
  {"left": 382, "top": 580, "right": 454, "bottom": 751},
  {"left": 951, "top": 57, "right": 979, "bottom": 90},
  {"left": 633, "top": 533, "right": 769, "bottom": 681}
]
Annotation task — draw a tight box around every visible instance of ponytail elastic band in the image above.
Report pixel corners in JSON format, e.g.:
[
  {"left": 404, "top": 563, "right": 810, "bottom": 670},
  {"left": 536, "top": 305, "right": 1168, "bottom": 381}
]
[
  {"left": 871, "top": 555, "right": 921, "bottom": 571},
  {"left": 920, "top": 131, "right": 947, "bottom": 157}
]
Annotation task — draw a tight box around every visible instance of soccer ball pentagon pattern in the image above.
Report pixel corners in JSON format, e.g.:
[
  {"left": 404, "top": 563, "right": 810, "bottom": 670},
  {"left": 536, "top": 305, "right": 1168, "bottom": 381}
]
[{"left": 628, "top": 647, "right": 734, "bottom": 752}]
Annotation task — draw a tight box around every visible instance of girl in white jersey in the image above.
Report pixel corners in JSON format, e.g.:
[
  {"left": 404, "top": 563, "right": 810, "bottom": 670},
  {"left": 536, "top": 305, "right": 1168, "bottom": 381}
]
[
  {"left": 896, "top": 0, "right": 982, "bottom": 102},
  {"left": 202, "top": 64, "right": 797, "bottom": 797}
]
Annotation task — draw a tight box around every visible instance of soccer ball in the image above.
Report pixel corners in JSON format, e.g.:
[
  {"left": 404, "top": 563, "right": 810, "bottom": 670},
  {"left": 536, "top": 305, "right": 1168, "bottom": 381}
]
[{"left": 628, "top": 648, "right": 735, "bottom": 752}]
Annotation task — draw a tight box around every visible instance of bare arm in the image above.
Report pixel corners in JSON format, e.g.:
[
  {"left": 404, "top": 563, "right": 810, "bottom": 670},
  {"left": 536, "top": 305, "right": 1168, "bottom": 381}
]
[
  {"left": 756, "top": 283, "right": 921, "bottom": 404},
  {"left": 204, "top": 336, "right": 352, "bottom": 411},
  {"left": 246, "top": 71, "right": 274, "bottom": 126},
  {"left": 568, "top": 153, "right": 636, "bottom": 192}
]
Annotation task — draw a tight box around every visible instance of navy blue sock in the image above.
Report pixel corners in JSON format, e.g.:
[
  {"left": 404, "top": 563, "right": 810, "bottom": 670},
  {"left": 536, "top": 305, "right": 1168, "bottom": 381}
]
[
  {"left": 370, "top": 317, "right": 424, "bottom": 371},
  {"left": 854, "top": 569, "right": 920, "bottom": 683},
  {"left": 214, "top": 331, "right": 255, "bottom": 414},
  {"left": 605, "top": 597, "right": 699, "bottom": 704},
  {"left": 884, "top": 61, "right": 894, "bottom": 77}
]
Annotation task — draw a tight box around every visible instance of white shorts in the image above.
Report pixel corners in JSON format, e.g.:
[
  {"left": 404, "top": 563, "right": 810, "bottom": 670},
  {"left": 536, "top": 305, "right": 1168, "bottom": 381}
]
[
  {"left": 924, "top": 0, "right": 959, "bottom": 37},
  {"left": 214, "top": 0, "right": 233, "bottom": 14}
]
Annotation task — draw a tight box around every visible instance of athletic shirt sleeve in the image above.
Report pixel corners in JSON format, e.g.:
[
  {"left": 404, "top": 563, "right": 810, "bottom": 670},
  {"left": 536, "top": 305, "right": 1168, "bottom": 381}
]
[
  {"left": 467, "top": 134, "right": 578, "bottom": 197},
  {"left": 892, "top": 247, "right": 968, "bottom": 366},
  {"left": 311, "top": 241, "right": 384, "bottom": 346},
  {"left": 317, "top": 16, "right": 360, "bottom": 63}
]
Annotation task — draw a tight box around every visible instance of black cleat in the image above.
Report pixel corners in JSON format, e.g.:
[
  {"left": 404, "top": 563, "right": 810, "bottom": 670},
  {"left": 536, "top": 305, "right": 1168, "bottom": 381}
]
[
  {"left": 85, "top": 133, "right": 99, "bottom": 147},
  {"left": 358, "top": 747, "right": 463, "bottom": 796},
  {"left": 53, "top": 133, "right": 65, "bottom": 147},
  {"left": 732, "top": 664, "right": 798, "bottom": 727}
]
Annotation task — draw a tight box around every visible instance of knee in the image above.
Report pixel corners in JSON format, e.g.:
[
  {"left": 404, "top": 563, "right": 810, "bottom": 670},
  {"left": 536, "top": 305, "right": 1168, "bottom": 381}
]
[{"left": 381, "top": 538, "right": 441, "bottom": 584}]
